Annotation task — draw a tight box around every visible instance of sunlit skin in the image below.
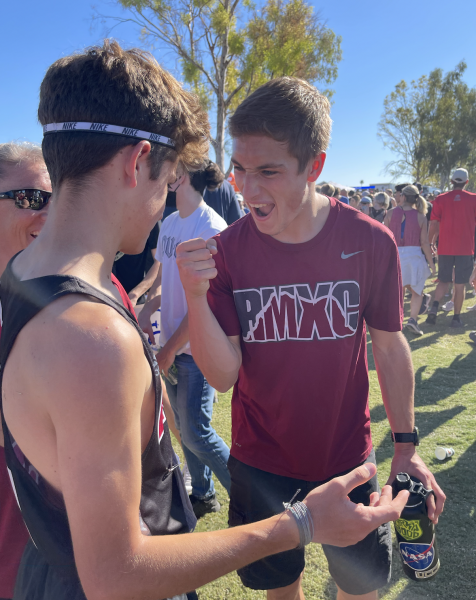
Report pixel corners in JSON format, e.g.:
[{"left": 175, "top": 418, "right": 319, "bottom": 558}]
[
  {"left": 394, "top": 190, "right": 405, "bottom": 206},
  {"left": 0, "top": 161, "right": 51, "bottom": 276},
  {"left": 16, "top": 144, "right": 178, "bottom": 287},
  {"left": 0, "top": 159, "right": 51, "bottom": 447},
  {"left": 231, "top": 135, "right": 329, "bottom": 244}
]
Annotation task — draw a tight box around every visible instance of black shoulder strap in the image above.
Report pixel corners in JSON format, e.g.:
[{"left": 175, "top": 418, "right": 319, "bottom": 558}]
[{"left": 0, "top": 263, "right": 154, "bottom": 411}]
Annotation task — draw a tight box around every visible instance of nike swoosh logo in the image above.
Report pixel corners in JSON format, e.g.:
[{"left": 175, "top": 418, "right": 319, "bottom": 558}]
[{"left": 341, "top": 251, "right": 364, "bottom": 259}]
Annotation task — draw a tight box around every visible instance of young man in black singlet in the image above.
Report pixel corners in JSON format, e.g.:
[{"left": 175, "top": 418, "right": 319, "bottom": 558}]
[{"left": 0, "top": 42, "right": 410, "bottom": 600}]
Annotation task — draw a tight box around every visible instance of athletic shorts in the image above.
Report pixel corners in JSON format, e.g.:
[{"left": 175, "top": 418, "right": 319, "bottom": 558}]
[
  {"left": 228, "top": 450, "right": 392, "bottom": 595},
  {"left": 14, "top": 540, "right": 197, "bottom": 600},
  {"left": 438, "top": 255, "right": 474, "bottom": 284}
]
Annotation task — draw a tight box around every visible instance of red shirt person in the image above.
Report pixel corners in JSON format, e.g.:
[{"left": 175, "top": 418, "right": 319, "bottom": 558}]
[
  {"left": 177, "top": 77, "right": 445, "bottom": 600},
  {"left": 208, "top": 199, "right": 402, "bottom": 482},
  {"left": 427, "top": 167, "right": 476, "bottom": 327}
]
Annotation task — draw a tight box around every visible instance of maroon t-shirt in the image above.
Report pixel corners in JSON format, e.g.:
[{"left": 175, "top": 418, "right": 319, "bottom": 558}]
[{"left": 208, "top": 198, "right": 403, "bottom": 481}]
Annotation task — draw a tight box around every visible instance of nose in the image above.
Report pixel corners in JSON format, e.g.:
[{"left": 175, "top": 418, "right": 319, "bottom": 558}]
[
  {"left": 36, "top": 206, "right": 49, "bottom": 227},
  {"left": 240, "top": 172, "right": 259, "bottom": 202}
]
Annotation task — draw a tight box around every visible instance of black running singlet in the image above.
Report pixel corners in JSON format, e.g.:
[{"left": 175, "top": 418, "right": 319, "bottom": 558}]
[{"left": 0, "top": 256, "right": 196, "bottom": 599}]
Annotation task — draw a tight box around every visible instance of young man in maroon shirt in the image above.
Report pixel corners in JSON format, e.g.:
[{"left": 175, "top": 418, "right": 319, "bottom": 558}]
[
  {"left": 177, "top": 77, "right": 445, "bottom": 600},
  {"left": 426, "top": 167, "right": 476, "bottom": 328}
]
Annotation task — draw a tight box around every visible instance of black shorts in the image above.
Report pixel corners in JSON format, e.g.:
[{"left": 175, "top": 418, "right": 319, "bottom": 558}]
[
  {"left": 228, "top": 450, "right": 392, "bottom": 595},
  {"left": 438, "top": 255, "right": 473, "bottom": 284}
]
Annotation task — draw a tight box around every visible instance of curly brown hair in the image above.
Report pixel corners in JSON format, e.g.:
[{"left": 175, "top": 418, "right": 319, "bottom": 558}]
[{"left": 38, "top": 40, "right": 210, "bottom": 190}]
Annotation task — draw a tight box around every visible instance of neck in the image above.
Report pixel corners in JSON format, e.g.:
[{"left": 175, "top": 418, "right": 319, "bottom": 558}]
[
  {"left": 176, "top": 189, "right": 203, "bottom": 218},
  {"left": 273, "top": 186, "right": 330, "bottom": 244},
  {"left": 14, "top": 190, "right": 122, "bottom": 287}
]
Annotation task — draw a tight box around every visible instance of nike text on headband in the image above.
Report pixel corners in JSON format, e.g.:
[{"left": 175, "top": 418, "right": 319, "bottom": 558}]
[{"left": 42, "top": 122, "right": 175, "bottom": 149}]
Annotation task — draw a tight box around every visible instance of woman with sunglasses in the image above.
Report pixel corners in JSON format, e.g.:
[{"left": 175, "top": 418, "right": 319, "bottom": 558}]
[
  {"left": 0, "top": 142, "right": 51, "bottom": 600},
  {"left": 0, "top": 144, "right": 51, "bottom": 275}
]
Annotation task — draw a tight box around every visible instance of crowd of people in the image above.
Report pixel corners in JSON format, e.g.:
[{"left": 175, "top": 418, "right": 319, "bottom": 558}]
[
  {"left": 1, "top": 38, "right": 468, "bottom": 600},
  {"left": 319, "top": 176, "right": 476, "bottom": 336}
]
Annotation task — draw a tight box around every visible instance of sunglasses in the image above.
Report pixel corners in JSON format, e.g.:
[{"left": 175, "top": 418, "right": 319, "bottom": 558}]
[{"left": 0, "top": 189, "right": 51, "bottom": 211}]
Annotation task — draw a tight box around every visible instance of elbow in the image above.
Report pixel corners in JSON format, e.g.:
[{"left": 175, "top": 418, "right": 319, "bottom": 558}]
[
  {"left": 80, "top": 563, "right": 138, "bottom": 600},
  {"left": 214, "top": 382, "right": 234, "bottom": 394},
  {"left": 209, "top": 374, "right": 237, "bottom": 394},
  {"left": 83, "top": 579, "right": 139, "bottom": 600},
  {"left": 206, "top": 365, "right": 239, "bottom": 393}
]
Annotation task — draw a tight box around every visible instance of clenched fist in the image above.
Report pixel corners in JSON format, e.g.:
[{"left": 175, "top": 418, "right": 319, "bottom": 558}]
[{"left": 176, "top": 238, "right": 218, "bottom": 299}]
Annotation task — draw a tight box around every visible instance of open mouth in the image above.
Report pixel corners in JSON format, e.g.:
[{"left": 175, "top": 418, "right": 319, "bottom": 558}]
[
  {"left": 248, "top": 203, "right": 275, "bottom": 219},
  {"left": 30, "top": 231, "right": 39, "bottom": 239}
]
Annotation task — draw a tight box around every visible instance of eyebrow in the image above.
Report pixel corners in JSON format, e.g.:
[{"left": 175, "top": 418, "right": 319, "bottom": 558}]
[{"left": 231, "top": 158, "right": 285, "bottom": 170}]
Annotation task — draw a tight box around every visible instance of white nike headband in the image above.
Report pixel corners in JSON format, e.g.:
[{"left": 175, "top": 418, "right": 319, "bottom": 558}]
[{"left": 43, "top": 122, "right": 175, "bottom": 149}]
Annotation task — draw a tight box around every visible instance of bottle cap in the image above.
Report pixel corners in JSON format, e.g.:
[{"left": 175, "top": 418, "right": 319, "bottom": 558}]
[{"left": 394, "top": 472, "right": 411, "bottom": 491}]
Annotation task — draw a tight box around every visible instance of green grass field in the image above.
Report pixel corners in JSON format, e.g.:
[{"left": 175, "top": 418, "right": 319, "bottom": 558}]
[{"left": 178, "top": 281, "right": 476, "bottom": 600}]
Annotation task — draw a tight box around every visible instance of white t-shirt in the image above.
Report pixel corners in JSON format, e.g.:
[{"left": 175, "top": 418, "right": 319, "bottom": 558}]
[{"left": 156, "top": 203, "right": 227, "bottom": 354}]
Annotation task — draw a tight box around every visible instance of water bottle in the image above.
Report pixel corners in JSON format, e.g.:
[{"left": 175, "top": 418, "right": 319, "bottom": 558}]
[{"left": 392, "top": 473, "right": 440, "bottom": 581}]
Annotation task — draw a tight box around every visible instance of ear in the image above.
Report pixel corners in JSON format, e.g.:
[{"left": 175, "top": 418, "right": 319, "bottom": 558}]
[
  {"left": 176, "top": 173, "right": 187, "bottom": 189},
  {"left": 124, "top": 141, "right": 152, "bottom": 189},
  {"left": 307, "top": 153, "right": 326, "bottom": 183}
]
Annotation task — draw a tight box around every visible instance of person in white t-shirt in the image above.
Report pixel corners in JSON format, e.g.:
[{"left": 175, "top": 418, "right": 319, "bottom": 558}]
[{"left": 139, "top": 161, "right": 231, "bottom": 518}]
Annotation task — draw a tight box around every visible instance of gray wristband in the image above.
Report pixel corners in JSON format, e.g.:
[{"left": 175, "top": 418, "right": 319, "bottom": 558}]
[{"left": 287, "top": 501, "right": 314, "bottom": 548}]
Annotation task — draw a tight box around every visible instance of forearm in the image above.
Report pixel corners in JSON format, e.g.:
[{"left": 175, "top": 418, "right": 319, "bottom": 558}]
[
  {"left": 428, "top": 221, "right": 439, "bottom": 245},
  {"left": 92, "top": 512, "right": 298, "bottom": 600},
  {"left": 421, "top": 240, "right": 434, "bottom": 266},
  {"left": 162, "top": 314, "right": 189, "bottom": 355},
  {"left": 160, "top": 379, "right": 180, "bottom": 443},
  {"left": 140, "top": 294, "right": 162, "bottom": 319},
  {"left": 129, "top": 261, "right": 160, "bottom": 303},
  {"left": 187, "top": 295, "right": 241, "bottom": 392},
  {"left": 140, "top": 263, "right": 162, "bottom": 318},
  {"left": 471, "top": 265, "right": 476, "bottom": 280},
  {"left": 372, "top": 332, "right": 414, "bottom": 432}
]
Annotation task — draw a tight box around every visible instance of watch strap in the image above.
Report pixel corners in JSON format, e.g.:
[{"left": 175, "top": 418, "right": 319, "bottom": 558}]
[{"left": 391, "top": 427, "right": 419, "bottom": 445}]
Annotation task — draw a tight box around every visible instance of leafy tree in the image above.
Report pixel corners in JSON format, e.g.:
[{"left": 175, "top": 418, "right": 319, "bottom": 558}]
[
  {"left": 97, "top": 0, "right": 342, "bottom": 171},
  {"left": 417, "top": 62, "right": 476, "bottom": 189},
  {"left": 378, "top": 78, "right": 431, "bottom": 182},
  {"left": 378, "top": 63, "right": 476, "bottom": 188}
]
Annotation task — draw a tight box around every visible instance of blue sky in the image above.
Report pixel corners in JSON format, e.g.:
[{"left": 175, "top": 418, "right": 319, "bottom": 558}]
[{"left": 2, "top": 0, "right": 475, "bottom": 187}]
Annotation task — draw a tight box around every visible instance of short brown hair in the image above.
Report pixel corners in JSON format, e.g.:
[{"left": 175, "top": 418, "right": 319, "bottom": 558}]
[
  {"left": 229, "top": 77, "right": 332, "bottom": 173},
  {"left": 39, "top": 40, "right": 209, "bottom": 190}
]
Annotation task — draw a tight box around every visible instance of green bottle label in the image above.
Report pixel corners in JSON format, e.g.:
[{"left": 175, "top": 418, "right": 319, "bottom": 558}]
[{"left": 395, "top": 518, "right": 423, "bottom": 541}]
